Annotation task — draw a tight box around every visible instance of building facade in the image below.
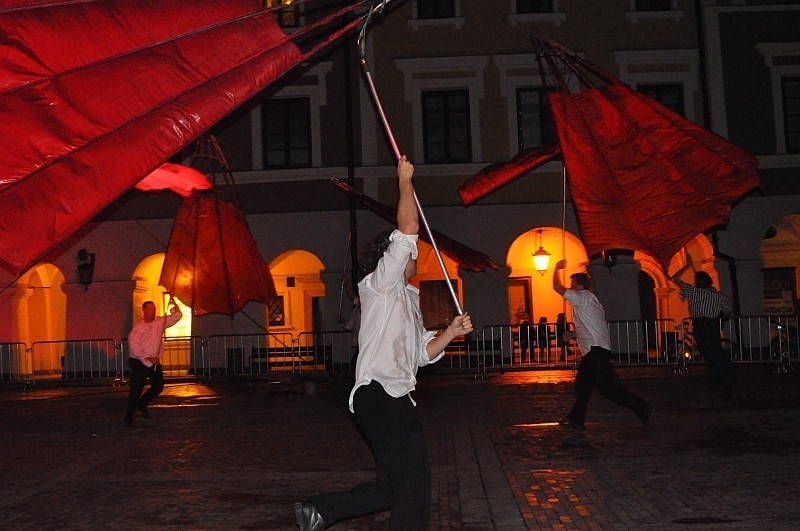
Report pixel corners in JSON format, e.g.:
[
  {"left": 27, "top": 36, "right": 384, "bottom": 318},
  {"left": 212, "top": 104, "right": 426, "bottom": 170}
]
[{"left": 1, "top": 1, "right": 797, "bottom": 365}]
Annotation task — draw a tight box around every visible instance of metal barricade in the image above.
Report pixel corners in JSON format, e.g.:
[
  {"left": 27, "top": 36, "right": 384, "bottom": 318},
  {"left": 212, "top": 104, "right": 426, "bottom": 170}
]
[
  {"left": 297, "top": 330, "right": 352, "bottom": 374},
  {"left": 31, "top": 338, "right": 120, "bottom": 383},
  {"left": 206, "top": 332, "right": 295, "bottom": 376},
  {"left": 0, "top": 342, "right": 30, "bottom": 384},
  {"left": 120, "top": 336, "right": 204, "bottom": 380}
]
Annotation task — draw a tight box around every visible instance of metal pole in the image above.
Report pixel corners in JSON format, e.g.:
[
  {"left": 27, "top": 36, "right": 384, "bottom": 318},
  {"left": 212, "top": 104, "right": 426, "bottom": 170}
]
[{"left": 357, "top": 1, "right": 463, "bottom": 315}]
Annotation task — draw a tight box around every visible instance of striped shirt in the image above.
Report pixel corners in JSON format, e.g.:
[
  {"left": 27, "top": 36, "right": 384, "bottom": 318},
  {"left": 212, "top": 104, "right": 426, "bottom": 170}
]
[{"left": 678, "top": 283, "right": 733, "bottom": 318}]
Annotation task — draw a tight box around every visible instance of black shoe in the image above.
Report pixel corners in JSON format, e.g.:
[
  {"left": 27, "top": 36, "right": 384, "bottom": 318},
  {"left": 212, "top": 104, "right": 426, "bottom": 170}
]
[
  {"left": 124, "top": 416, "right": 134, "bottom": 428},
  {"left": 293, "top": 501, "right": 325, "bottom": 531},
  {"left": 642, "top": 406, "right": 655, "bottom": 433},
  {"left": 559, "top": 419, "right": 585, "bottom": 433},
  {"left": 138, "top": 404, "right": 151, "bottom": 419}
]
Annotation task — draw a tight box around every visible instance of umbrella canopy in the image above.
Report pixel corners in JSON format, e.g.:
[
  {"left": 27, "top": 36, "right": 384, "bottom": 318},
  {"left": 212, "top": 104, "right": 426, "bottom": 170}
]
[
  {"left": 160, "top": 191, "right": 277, "bottom": 316},
  {"left": 330, "top": 178, "right": 499, "bottom": 273},
  {"left": 459, "top": 36, "right": 759, "bottom": 269},
  {"left": 0, "top": 0, "right": 364, "bottom": 274}
]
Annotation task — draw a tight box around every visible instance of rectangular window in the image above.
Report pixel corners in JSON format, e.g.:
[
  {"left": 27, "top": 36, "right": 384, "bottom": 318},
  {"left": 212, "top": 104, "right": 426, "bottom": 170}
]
[
  {"left": 517, "top": 87, "right": 555, "bottom": 151},
  {"left": 783, "top": 77, "right": 800, "bottom": 154},
  {"left": 516, "top": 0, "right": 553, "bottom": 13},
  {"left": 265, "top": 0, "right": 299, "bottom": 28},
  {"left": 637, "top": 83, "right": 685, "bottom": 117},
  {"left": 416, "top": 0, "right": 455, "bottom": 19},
  {"left": 262, "top": 97, "right": 311, "bottom": 168},
  {"left": 422, "top": 89, "right": 471, "bottom": 163},
  {"left": 635, "top": 0, "right": 672, "bottom": 11}
]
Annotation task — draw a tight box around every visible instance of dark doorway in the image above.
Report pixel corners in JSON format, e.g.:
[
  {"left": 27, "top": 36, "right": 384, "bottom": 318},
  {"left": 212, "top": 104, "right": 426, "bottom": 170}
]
[{"left": 638, "top": 271, "right": 657, "bottom": 348}]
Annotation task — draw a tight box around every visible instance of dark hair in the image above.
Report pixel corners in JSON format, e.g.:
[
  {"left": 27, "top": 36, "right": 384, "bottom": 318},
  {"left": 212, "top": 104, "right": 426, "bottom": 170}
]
[
  {"left": 695, "top": 271, "right": 713, "bottom": 289},
  {"left": 359, "top": 230, "right": 392, "bottom": 275},
  {"left": 142, "top": 300, "right": 156, "bottom": 310},
  {"left": 570, "top": 272, "right": 590, "bottom": 290}
]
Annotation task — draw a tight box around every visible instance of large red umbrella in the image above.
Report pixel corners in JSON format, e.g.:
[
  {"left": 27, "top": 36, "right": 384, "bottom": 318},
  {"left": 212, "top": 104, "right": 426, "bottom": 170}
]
[
  {"left": 0, "top": 0, "right": 365, "bottom": 274},
  {"left": 460, "top": 36, "right": 759, "bottom": 269}
]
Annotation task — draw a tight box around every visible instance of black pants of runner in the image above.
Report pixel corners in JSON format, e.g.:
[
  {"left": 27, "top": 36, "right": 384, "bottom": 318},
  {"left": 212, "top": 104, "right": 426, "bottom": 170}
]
[
  {"left": 125, "top": 357, "right": 164, "bottom": 420},
  {"left": 692, "top": 317, "right": 735, "bottom": 390},
  {"left": 312, "top": 380, "right": 430, "bottom": 531},
  {"left": 566, "top": 346, "right": 650, "bottom": 427}
]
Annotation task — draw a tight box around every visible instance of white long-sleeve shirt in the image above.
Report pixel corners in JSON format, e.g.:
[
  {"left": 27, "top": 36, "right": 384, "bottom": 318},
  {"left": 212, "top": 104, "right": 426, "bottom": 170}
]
[
  {"left": 348, "top": 230, "right": 441, "bottom": 413},
  {"left": 128, "top": 311, "right": 182, "bottom": 367},
  {"left": 563, "top": 289, "right": 611, "bottom": 355}
]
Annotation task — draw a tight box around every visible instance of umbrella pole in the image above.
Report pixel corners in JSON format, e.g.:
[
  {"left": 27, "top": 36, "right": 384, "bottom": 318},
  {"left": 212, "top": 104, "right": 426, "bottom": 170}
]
[
  {"left": 358, "top": 2, "right": 463, "bottom": 315},
  {"left": 337, "top": 232, "right": 352, "bottom": 318}
]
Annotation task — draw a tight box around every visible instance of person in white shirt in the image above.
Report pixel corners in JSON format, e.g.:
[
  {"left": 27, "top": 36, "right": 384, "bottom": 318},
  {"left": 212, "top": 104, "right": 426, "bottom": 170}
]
[
  {"left": 124, "top": 300, "right": 182, "bottom": 427},
  {"left": 553, "top": 260, "right": 653, "bottom": 434},
  {"left": 294, "top": 156, "right": 473, "bottom": 531}
]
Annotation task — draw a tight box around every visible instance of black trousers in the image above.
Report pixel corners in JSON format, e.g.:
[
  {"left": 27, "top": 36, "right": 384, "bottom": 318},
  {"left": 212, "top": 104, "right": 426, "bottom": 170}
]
[
  {"left": 125, "top": 357, "right": 164, "bottom": 420},
  {"left": 692, "top": 317, "right": 735, "bottom": 389},
  {"left": 312, "top": 381, "right": 430, "bottom": 531},
  {"left": 567, "top": 347, "right": 650, "bottom": 427}
]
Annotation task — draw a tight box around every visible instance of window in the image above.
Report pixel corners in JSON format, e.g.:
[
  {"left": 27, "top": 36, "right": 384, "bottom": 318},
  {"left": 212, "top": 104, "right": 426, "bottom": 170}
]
[
  {"left": 635, "top": 0, "right": 672, "bottom": 11},
  {"left": 262, "top": 97, "right": 311, "bottom": 168},
  {"left": 265, "top": 0, "right": 300, "bottom": 28},
  {"left": 517, "top": 0, "right": 553, "bottom": 13},
  {"left": 416, "top": 0, "right": 455, "bottom": 19},
  {"left": 637, "top": 83, "right": 685, "bottom": 116},
  {"left": 422, "top": 90, "right": 472, "bottom": 163},
  {"left": 517, "top": 87, "right": 555, "bottom": 151},
  {"left": 783, "top": 77, "right": 800, "bottom": 154},
  {"left": 268, "top": 296, "right": 285, "bottom": 327}
]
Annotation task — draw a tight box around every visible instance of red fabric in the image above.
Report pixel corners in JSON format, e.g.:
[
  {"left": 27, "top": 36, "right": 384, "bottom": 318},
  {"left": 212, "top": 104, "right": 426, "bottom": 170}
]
[
  {"left": 459, "top": 142, "right": 560, "bottom": 205},
  {"left": 0, "top": 0, "right": 300, "bottom": 273},
  {"left": 330, "top": 179, "right": 498, "bottom": 272},
  {"left": 160, "top": 193, "right": 277, "bottom": 316},
  {"left": 135, "top": 163, "right": 213, "bottom": 197},
  {"left": 549, "top": 84, "right": 759, "bottom": 269}
]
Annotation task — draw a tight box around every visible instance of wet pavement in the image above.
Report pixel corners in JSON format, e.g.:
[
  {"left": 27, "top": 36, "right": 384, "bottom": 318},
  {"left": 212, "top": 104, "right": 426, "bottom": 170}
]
[{"left": 0, "top": 365, "right": 798, "bottom": 530}]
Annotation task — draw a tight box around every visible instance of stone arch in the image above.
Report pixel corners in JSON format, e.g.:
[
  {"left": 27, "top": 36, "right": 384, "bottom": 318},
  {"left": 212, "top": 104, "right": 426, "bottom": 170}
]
[
  {"left": 506, "top": 227, "right": 587, "bottom": 324},
  {"left": 268, "top": 250, "right": 326, "bottom": 333},
  {"left": 14, "top": 263, "right": 66, "bottom": 379}
]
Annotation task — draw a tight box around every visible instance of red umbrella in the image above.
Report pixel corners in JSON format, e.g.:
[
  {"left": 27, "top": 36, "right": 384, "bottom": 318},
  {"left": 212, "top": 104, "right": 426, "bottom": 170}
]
[
  {"left": 0, "top": 0, "right": 365, "bottom": 274},
  {"left": 459, "top": 36, "right": 759, "bottom": 270}
]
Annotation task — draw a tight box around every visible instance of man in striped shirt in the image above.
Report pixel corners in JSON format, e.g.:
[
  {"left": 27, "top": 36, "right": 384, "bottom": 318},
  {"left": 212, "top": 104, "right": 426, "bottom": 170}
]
[{"left": 671, "top": 257, "right": 734, "bottom": 400}]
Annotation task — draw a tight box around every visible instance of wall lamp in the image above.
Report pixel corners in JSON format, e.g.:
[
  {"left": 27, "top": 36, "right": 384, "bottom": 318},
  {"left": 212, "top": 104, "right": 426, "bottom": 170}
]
[{"left": 76, "top": 249, "right": 95, "bottom": 291}]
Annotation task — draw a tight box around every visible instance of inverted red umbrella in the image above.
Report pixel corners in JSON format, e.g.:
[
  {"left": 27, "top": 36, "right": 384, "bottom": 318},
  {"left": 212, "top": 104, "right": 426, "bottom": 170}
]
[
  {"left": 0, "top": 0, "right": 365, "bottom": 274},
  {"left": 159, "top": 135, "right": 276, "bottom": 316},
  {"left": 460, "top": 35, "right": 759, "bottom": 270},
  {"left": 330, "top": 178, "right": 498, "bottom": 273}
]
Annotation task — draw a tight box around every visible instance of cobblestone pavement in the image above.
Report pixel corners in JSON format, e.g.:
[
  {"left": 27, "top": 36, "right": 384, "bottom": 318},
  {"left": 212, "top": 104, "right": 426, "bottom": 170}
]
[{"left": 0, "top": 365, "right": 798, "bottom": 530}]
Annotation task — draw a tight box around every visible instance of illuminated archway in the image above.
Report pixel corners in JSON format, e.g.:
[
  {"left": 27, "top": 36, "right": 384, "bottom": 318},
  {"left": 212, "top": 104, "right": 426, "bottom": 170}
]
[
  {"left": 131, "top": 254, "right": 192, "bottom": 337},
  {"left": 268, "top": 250, "right": 326, "bottom": 333},
  {"left": 14, "top": 264, "right": 66, "bottom": 379},
  {"left": 506, "top": 228, "right": 588, "bottom": 324}
]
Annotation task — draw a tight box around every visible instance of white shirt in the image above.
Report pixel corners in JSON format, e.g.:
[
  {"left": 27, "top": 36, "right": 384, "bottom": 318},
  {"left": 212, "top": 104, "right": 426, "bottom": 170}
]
[
  {"left": 348, "top": 230, "right": 441, "bottom": 413},
  {"left": 563, "top": 289, "right": 611, "bottom": 355},
  {"left": 128, "top": 312, "right": 182, "bottom": 367}
]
